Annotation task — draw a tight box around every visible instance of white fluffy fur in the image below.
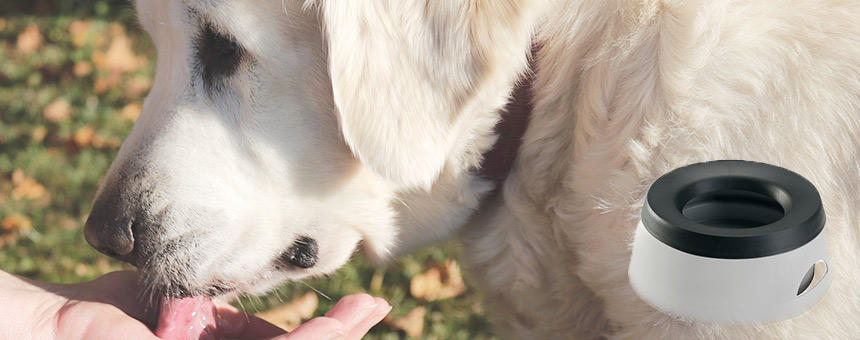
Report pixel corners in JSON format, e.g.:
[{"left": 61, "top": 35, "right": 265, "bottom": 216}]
[
  {"left": 125, "top": 0, "right": 532, "bottom": 299},
  {"left": 463, "top": 0, "right": 860, "bottom": 338},
  {"left": 119, "top": 0, "right": 860, "bottom": 338},
  {"left": 318, "top": 1, "right": 542, "bottom": 190},
  {"left": 128, "top": 0, "right": 402, "bottom": 296}
]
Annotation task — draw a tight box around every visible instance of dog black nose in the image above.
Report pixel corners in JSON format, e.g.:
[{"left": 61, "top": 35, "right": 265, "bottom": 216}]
[
  {"left": 84, "top": 194, "right": 136, "bottom": 262},
  {"left": 279, "top": 237, "right": 318, "bottom": 269}
]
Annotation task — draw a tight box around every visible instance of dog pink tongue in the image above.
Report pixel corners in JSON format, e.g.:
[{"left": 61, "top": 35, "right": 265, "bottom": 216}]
[{"left": 155, "top": 296, "right": 218, "bottom": 340}]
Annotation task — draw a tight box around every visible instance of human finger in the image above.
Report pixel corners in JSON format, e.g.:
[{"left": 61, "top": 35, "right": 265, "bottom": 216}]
[
  {"left": 213, "top": 300, "right": 287, "bottom": 339},
  {"left": 271, "top": 316, "right": 344, "bottom": 340},
  {"left": 341, "top": 296, "right": 391, "bottom": 340}
]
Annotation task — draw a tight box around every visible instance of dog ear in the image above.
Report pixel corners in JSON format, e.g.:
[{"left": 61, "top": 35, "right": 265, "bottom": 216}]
[{"left": 317, "top": 1, "right": 543, "bottom": 190}]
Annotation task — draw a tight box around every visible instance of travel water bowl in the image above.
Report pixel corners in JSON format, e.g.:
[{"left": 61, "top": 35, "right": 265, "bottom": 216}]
[{"left": 628, "top": 160, "right": 830, "bottom": 323}]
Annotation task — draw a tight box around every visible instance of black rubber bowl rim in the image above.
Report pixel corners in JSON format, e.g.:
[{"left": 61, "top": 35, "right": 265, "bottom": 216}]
[{"left": 642, "top": 160, "right": 825, "bottom": 259}]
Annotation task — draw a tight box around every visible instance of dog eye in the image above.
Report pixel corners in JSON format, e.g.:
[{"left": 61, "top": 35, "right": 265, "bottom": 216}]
[{"left": 194, "top": 24, "right": 246, "bottom": 91}]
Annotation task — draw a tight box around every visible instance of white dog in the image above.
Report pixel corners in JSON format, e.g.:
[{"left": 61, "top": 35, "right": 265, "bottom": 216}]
[{"left": 84, "top": 0, "right": 860, "bottom": 338}]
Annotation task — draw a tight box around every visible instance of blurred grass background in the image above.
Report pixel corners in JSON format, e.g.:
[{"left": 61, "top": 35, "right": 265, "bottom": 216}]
[{"left": 0, "top": 1, "right": 496, "bottom": 338}]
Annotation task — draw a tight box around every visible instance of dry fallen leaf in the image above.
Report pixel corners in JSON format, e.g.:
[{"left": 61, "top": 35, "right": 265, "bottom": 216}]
[
  {"left": 73, "top": 126, "right": 96, "bottom": 147},
  {"left": 2, "top": 213, "right": 33, "bottom": 233},
  {"left": 255, "top": 292, "right": 318, "bottom": 331},
  {"left": 43, "top": 98, "right": 73, "bottom": 123},
  {"left": 95, "top": 257, "right": 112, "bottom": 273},
  {"left": 411, "top": 267, "right": 442, "bottom": 300},
  {"left": 108, "top": 22, "right": 123, "bottom": 36},
  {"left": 92, "top": 24, "right": 146, "bottom": 74},
  {"left": 410, "top": 260, "right": 467, "bottom": 301},
  {"left": 11, "top": 169, "right": 48, "bottom": 201},
  {"left": 16, "top": 25, "right": 42, "bottom": 55},
  {"left": 125, "top": 76, "right": 152, "bottom": 98},
  {"left": 93, "top": 76, "right": 111, "bottom": 95},
  {"left": 31, "top": 126, "right": 47, "bottom": 143},
  {"left": 58, "top": 216, "right": 78, "bottom": 230},
  {"left": 120, "top": 103, "right": 142, "bottom": 122},
  {"left": 73, "top": 61, "right": 93, "bottom": 77},
  {"left": 93, "top": 72, "right": 122, "bottom": 95},
  {"left": 69, "top": 20, "right": 92, "bottom": 47},
  {"left": 91, "top": 135, "right": 121, "bottom": 149},
  {"left": 0, "top": 213, "right": 33, "bottom": 249},
  {"left": 74, "top": 263, "right": 93, "bottom": 277},
  {"left": 389, "top": 306, "right": 426, "bottom": 338}
]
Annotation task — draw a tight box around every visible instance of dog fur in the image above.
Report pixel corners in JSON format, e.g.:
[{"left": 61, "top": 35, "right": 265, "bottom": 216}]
[
  {"left": 111, "top": 0, "right": 860, "bottom": 338},
  {"left": 462, "top": 1, "right": 860, "bottom": 338}
]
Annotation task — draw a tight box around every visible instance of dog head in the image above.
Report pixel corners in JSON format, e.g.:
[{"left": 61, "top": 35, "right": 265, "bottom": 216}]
[{"left": 85, "top": 0, "right": 540, "bottom": 299}]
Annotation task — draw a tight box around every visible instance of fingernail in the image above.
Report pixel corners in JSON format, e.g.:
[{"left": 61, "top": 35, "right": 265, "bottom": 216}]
[
  {"left": 363, "top": 300, "right": 381, "bottom": 311},
  {"left": 358, "top": 294, "right": 381, "bottom": 310},
  {"left": 372, "top": 297, "right": 391, "bottom": 316},
  {"left": 380, "top": 303, "right": 393, "bottom": 316},
  {"left": 351, "top": 300, "right": 380, "bottom": 324},
  {"left": 371, "top": 304, "right": 392, "bottom": 322}
]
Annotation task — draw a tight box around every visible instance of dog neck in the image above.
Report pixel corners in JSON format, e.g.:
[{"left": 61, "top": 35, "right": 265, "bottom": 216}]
[{"left": 477, "top": 63, "right": 535, "bottom": 189}]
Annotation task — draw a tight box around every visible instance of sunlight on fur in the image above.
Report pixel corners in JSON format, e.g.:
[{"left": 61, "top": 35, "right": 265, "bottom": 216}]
[{"left": 96, "top": 0, "right": 860, "bottom": 338}]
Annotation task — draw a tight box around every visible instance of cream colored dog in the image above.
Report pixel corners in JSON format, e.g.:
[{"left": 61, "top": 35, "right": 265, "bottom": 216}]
[{"left": 87, "top": 0, "right": 860, "bottom": 338}]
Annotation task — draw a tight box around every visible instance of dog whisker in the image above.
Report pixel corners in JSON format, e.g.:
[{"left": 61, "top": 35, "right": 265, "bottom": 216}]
[
  {"left": 273, "top": 289, "right": 285, "bottom": 304},
  {"left": 235, "top": 294, "right": 251, "bottom": 323},
  {"left": 300, "top": 280, "right": 332, "bottom": 301},
  {"left": 253, "top": 295, "right": 263, "bottom": 313}
]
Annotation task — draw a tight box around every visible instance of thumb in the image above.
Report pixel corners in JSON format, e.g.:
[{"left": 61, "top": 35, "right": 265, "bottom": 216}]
[{"left": 59, "top": 310, "right": 160, "bottom": 340}]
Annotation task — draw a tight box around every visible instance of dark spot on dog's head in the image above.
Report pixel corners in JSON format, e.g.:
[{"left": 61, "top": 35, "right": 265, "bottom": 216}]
[
  {"left": 193, "top": 23, "right": 246, "bottom": 92},
  {"left": 278, "top": 236, "right": 319, "bottom": 269}
]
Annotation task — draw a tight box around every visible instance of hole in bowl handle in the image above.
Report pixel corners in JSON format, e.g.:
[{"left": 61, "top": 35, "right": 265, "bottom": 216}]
[{"left": 797, "top": 260, "right": 828, "bottom": 296}]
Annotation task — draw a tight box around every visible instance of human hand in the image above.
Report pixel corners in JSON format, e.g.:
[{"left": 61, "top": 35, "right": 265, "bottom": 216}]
[
  {"left": 0, "top": 270, "right": 390, "bottom": 340},
  {"left": 157, "top": 291, "right": 392, "bottom": 340},
  {"left": 0, "top": 270, "right": 163, "bottom": 340},
  {"left": 262, "top": 294, "right": 392, "bottom": 340}
]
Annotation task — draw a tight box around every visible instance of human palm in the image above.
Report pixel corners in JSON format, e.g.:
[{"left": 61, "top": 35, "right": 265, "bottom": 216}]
[{"left": 0, "top": 270, "right": 389, "bottom": 340}]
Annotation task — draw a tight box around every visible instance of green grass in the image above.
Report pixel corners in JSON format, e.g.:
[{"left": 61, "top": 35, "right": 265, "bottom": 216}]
[{"left": 0, "top": 2, "right": 497, "bottom": 338}]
